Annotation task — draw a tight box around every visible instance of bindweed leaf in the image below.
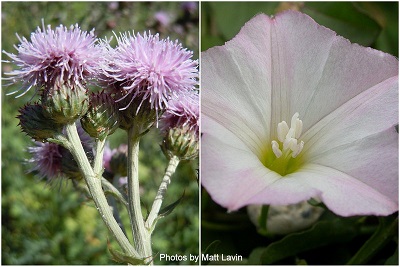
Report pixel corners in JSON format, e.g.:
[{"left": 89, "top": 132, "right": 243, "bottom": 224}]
[
  {"left": 248, "top": 217, "right": 359, "bottom": 264},
  {"left": 354, "top": 2, "right": 398, "bottom": 57},
  {"left": 347, "top": 214, "right": 398, "bottom": 265},
  {"left": 209, "top": 2, "right": 279, "bottom": 42},
  {"left": 302, "top": 2, "right": 381, "bottom": 46},
  {"left": 385, "top": 245, "right": 398, "bottom": 265}
]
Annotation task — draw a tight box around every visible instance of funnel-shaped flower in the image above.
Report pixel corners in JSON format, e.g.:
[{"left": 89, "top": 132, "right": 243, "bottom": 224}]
[
  {"left": 201, "top": 11, "right": 398, "bottom": 216},
  {"left": 3, "top": 22, "right": 103, "bottom": 97}
]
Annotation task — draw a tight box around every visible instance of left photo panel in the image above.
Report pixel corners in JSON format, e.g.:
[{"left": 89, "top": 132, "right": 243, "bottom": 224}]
[{"left": 2, "top": 2, "right": 199, "bottom": 265}]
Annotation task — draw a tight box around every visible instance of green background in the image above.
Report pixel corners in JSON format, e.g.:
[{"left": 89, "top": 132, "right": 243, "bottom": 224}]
[{"left": 2, "top": 1, "right": 199, "bottom": 265}]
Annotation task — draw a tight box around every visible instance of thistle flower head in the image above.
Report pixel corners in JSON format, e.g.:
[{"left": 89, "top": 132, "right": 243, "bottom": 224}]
[
  {"left": 102, "top": 31, "right": 198, "bottom": 114},
  {"left": 3, "top": 21, "right": 103, "bottom": 97},
  {"left": 160, "top": 91, "right": 199, "bottom": 160},
  {"left": 28, "top": 142, "right": 63, "bottom": 181},
  {"left": 28, "top": 121, "right": 93, "bottom": 181}
]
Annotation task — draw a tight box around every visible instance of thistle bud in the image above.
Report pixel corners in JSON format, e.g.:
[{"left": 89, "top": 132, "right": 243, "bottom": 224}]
[
  {"left": 117, "top": 91, "right": 160, "bottom": 133},
  {"left": 161, "top": 126, "right": 198, "bottom": 160},
  {"left": 42, "top": 79, "right": 89, "bottom": 124},
  {"left": 159, "top": 91, "right": 199, "bottom": 160},
  {"left": 81, "top": 92, "right": 120, "bottom": 140},
  {"left": 17, "top": 103, "right": 63, "bottom": 141}
]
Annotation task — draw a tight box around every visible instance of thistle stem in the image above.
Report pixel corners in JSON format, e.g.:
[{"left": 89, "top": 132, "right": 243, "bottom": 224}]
[
  {"left": 64, "top": 122, "right": 138, "bottom": 258},
  {"left": 145, "top": 155, "right": 180, "bottom": 230},
  {"left": 93, "top": 138, "right": 106, "bottom": 175},
  {"left": 127, "top": 126, "right": 152, "bottom": 260}
]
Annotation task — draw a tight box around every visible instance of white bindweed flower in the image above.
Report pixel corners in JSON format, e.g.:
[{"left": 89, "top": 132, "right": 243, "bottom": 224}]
[{"left": 201, "top": 11, "right": 398, "bottom": 217}]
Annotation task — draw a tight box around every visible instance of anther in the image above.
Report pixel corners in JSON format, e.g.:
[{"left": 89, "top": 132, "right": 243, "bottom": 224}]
[{"left": 271, "top": 112, "right": 304, "bottom": 159}]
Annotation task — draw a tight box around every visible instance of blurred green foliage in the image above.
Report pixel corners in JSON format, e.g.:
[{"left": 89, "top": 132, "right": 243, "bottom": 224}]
[
  {"left": 2, "top": 1, "right": 199, "bottom": 265},
  {"left": 201, "top": 2, "right": 398, "bottom": 265}
]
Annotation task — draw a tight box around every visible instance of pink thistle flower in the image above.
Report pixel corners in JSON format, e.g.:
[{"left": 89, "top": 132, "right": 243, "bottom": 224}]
[
  {"left": 181, "top": 2, "right": 197, "bottom": 14},
  {"left": 154, "top": 11, "right": 172, "bottom": 27},
  {"left": 201, "top": 11, "right": 398, "bottom": 216},
  {"left": 160, "top": 90, "right": 199, "bottom": 136},
  {"left": 28, "top": 121, "right": 93, "bottom": 181},
  {"left": 3, "top": 21, "right": 103, "bottom": 97},
  {"left": 102, "top": 32, "right": 198, "bottom": 114},
  {"left": 28, "top": 142, "right": 63, "bottom": 181}
]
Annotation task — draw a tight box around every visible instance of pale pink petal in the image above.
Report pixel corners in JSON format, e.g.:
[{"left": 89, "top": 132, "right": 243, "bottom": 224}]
[
  {"left": 202, "top": 14, "right": 273, "bottom": 154},
  {"left": 301, "top": 76, "right": 398, "bottom": 204},
  {"left": 270, "top": 11, "right": 398, "bottom": 132},
  {"left": 202, "top": 116, "right": 281, "bottom": 210},
  {"left": 246, "top": 163, "right": 397, "bottom": 216}
]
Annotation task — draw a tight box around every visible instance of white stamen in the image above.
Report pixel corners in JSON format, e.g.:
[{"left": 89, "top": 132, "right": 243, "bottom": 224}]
[
  {"left": 291, "top": 112, "right": 299, "bottom": 129},
  {"left": 271, "top": 140, "right": 282, "bottom": 158},
  {"left": 277, "top": 121, "right": 289, "bottom": 142},
  {"left": 292, "top": 141, "right": 304, "bottom": 158},
  {"left": 271, "top": 112, "right": 304, "bottom": 159},
  {"left": 295, "top": 119, "right": 303, "bottom": 139},
  {"left": 286, "top": 128, "right": 295, "bottom": 140}
]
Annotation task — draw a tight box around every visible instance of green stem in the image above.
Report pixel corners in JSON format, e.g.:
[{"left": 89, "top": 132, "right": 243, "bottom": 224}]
[
  {"left": 127, "top": 126, "right": 152, "bottom": 259},
  {"left": 93, "top": 138, "right": 106, "bottom": 176},
  {"left": 145, "top": 155, "right": 180, "bottom": 230},
  {"left": 101, "top": 177, "right": 129, "bottom": 209},
  {"left": 64, "top": 122, "right": 138, "bottom": 258}
]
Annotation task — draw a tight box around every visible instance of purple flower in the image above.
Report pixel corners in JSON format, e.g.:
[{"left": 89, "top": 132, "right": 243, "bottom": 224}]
[
  {"left": 154, "top": 11, "right": 171, "bottom": 27},
  {"left": 102, "top": 32, "right": 198, "bottom": 113},
  {"left": 181, "top": 2, "right": 197, "bottom": 13},
  {"left": 28, "top": 121, "right": 93, "bottom": 181},
  {"left": 3, "top": 22, "right": 103, "bottom": 97},
  {"left": 28, "top": 142, "right": 63, "bottom": 180},
  {"left": 160, "top": 90, "right": 199, "bottom": 136}
]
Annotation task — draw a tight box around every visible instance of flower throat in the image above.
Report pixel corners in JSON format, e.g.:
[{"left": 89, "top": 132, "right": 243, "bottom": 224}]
[{"left": 262, "top": 112, "right": 305, "bottom": 176}]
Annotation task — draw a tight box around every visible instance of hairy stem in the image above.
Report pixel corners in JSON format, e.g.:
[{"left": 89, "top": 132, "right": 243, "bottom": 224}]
[
  {"left": 93, "top": 138, "right": 106, "bottom": 176},
  {"left": 127, "top": 126, "right": 152, "bottom": 260},
  {"left": 145, "top": 155, "right": 180, "bottom": 230},
  {"left": 64, "top": 122, "right": 138, "bottom": 258}
]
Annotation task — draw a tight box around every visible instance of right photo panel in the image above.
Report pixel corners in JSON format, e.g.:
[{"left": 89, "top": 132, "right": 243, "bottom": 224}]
[{"left": 200, "top": 2, "right": 398, "bottom": 265}]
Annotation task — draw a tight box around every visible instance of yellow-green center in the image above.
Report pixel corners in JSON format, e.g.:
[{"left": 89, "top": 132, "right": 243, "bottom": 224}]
[{"left": 261, "top": 112, "right": 305, "bottom": 176}]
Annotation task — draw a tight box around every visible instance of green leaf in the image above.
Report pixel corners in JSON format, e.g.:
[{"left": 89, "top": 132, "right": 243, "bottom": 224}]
[
  {"left": 158, "top": 190, "right": 185, "bottom": 218},
  {"left": 347, "top": 214, "right": 398, "bottom": 265},
  {"left": 209, "top": 2, "right": 279, "bottom": 41},
  {"left": 212, "top": 2, "right": 279, "bottom": 40},
  {"left": 353, "top": 2, "right": 398, "bottom": 57},
  {"left": 248, "top": 217, "right": 359, "bottom": 264},
  {"left": 385, "top": 245, "right": 398, "bottom": 265},
  {"left": 302, "top": 2, "right": 382, "bottom": 46}
]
